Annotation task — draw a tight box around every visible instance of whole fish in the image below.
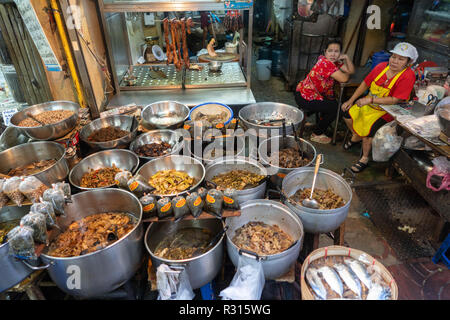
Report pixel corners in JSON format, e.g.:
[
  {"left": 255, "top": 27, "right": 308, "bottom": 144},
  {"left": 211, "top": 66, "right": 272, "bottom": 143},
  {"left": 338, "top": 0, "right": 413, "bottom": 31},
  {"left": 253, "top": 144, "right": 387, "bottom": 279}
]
[
  {"left": 319, "top": 266, "right": 343, "bottom": 298},
  {"left": 305, "top": 268, "right": 327, "bottom": 300},
  {"left": 334, "top": 263, "right": 362, "bottom": 299},
  {"left": 367, "top": 283, "right": 391, "bottom": 300},
  {"left": 345, "top": 259, "right": 372, "bottom": 290}
]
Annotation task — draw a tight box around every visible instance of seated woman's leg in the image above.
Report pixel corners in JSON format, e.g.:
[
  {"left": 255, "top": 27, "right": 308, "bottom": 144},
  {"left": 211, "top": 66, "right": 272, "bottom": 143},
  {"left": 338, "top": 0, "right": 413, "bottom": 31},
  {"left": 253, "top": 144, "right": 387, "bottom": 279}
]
[
  {"left": 313, "top": 98, "right": 338, "bottom": 136},
  {"left": 342, "top": 110, "right": 362, "bottom": 150}
]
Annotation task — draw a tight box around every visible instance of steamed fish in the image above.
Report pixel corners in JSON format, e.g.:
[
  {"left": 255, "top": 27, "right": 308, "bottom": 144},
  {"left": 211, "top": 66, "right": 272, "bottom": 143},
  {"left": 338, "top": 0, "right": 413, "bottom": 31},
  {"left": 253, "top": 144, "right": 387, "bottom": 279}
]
[
  {"left": 319, "top": 266, "right": 343, "bottom": 298},
  {"left": 345, "top": 259, "right": 372, "bottom": 290},
  {"left": 305, "top": 268, "right": 327, "bottom": 300},
  {"left": 334, "top": 263, "right": 362, "bottom": 299}
]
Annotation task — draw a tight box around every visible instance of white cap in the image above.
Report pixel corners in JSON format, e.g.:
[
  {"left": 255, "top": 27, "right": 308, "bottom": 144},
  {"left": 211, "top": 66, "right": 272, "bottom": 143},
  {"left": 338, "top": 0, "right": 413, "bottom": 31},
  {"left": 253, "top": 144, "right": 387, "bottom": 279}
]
[{"left": 390, "top": 42, "right": 419, "bottom": 65}]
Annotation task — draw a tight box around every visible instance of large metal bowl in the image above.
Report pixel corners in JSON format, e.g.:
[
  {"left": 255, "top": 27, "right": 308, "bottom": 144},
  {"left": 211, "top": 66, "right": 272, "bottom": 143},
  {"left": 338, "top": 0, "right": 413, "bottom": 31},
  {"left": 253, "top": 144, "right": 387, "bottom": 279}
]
[
  {"left": 0, "top": 141, "right": 68, "bottom": 186},
  {"left": 69, "top": 149, "right": 139, "bottom": 191},
  {"left": 129, "top": 129, "right": 183, "bottom": 163},
  {"left": 188, "top": 135, "right": 246, "bottom": 166},
  {"left": 79, "top": 115, "right": 139, "bottom": 150},
  {"left": 141, "top": 101, "right": 190, "bottom": 130},
  {"left": 239, "top": 102, "right": 304, "bottom": 139},
  {"left": 9, "top": 101, "right": 80, "bottom": 140},
  {"left": 436, "top": 103, "right": 450, "bottom": 137},
  {"left": 40, "top": 188, "right": 143, "bottom": 298},
  {"left": 0, "top": 126, "right": 31, "bottom": 152},
  {"left": 204, "top": 156, "right": 267, "bottom": 205},
  {"left": 136, "top": 155, "right": 205, "bottom": 198}
]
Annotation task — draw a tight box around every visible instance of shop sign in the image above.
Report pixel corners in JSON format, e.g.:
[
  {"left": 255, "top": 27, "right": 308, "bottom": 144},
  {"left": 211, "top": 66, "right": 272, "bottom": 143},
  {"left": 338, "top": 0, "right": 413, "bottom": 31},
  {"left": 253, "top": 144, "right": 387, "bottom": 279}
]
[
  {"left": 224, "top": 0, "right": 253, "bottom": 10},
  {"left": 1, "top": 108, "right": 18, "bottom": 126}
]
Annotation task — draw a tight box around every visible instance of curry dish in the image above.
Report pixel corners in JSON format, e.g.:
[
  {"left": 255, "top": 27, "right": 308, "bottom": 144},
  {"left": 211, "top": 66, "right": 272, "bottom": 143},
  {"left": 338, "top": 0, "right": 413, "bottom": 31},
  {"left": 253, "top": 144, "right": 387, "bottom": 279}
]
[
  {"left": 290, "top": 188, "right": 345, "bottom": 210},
  {"left": 211, "top": 170, "right": 265, "bottom": 190},
  {"left": 148, "top": 169, "right": 194, "bottom": 195},
  {"left": 47, "top": 212, "right": 136, "bottom": 257},
  {"left": 80, "top": 165, "right": 122, "bottom": 188}
]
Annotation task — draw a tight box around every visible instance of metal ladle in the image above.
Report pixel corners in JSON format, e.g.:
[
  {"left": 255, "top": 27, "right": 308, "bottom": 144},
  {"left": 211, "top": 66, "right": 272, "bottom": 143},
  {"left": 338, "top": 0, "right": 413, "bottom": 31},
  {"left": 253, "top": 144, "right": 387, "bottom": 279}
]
[{"left": 302, "top": 154, "right": 322, "bottom": 209}]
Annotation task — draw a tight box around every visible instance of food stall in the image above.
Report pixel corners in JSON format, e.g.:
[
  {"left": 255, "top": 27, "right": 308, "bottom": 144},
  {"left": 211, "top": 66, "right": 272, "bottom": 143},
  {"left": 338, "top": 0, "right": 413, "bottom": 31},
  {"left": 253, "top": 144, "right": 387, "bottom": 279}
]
[{"left": 98, "top": 0, "right": 256, "bottom": 110}]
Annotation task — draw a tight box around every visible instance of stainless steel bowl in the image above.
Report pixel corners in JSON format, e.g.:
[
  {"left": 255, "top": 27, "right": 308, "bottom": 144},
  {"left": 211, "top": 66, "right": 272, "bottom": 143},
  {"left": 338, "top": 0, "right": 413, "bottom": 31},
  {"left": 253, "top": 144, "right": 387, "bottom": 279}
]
[
  {"left": 0, "top": 126, "right": 31, "bottom": 152},
  {"left": 9, "top": 101, "right": 80, "bottom": 140},
  {"left": 239, "top": 102, "right": 304, "bottom": 139},
  {"left": 40, "top": 188, "right": 143, "bottom": 298},
  {"left": 141, "top": 101, "right": 190, "bottom": 130},
  {"left": 208, "top": 60, "right": 223, "bottom": 72},
  {"left": 69, "top": 149, "right": 139, "bottom": 191},
  {"left": 0, "top": 141, "right": 68, "bottom": 186},
  {"left": 188, "top": 136, "right": 246, "bottom": 166},
  {"left": 436, "top": 104, "right": 450, "bottom": 137},
  {"left": 136, "top": 155, "right": 205, "bottom": 197},
  {"left": 129, "top": 129, "right": 183, "bottom": 163},
  {"left": 79, "top": 115, "right": 139, "bottom": 150}
]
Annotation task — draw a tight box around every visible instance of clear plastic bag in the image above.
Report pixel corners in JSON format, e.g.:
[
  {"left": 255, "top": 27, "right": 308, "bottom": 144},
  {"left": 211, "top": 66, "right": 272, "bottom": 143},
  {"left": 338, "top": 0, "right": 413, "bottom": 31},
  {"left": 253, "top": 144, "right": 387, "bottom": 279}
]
[
  {"left": 7, "top": 225, "right": 37, "bottom": 260},
  {"left": 3, "top": 176, "right": 25, "bottom": 206},
  {"left": 372, "top": 122, "right": 403, "bottom": 162},
  {"left": 186, "top": 192, "right": 204, "bottom": 218},
  {"left": 172, "top": 196, "right": 189, "bottom": 220},
  {"left": 53, "top": 182, "right": 71, "bottom": 200},
  {"left": 115, "top": 171, "right": 133, "bottom": 189},
  {"left": 426, "top": 156, "right": 450, "bottom": 192},
  {"left": 204, "top": 189, "right": 223, "bottom": 217},
  {"left": 43, "top": 187, "right": 66, "bottom": 216},
  {"left": 140, "top": 194, "right": 157, "bottom": 218},
  {"left": 30, "top": 199, "right": 57, "bottom": 229},
  {"left": 156, "top": 264, "right": 195, "bottom": 300},
  {"left": 20, "top": 212, "right": 48, "bottom": 244},
  {"left": 219, "top": 255, "right": 265, "bottom": 300},
  {"left": 0, "top": 178, "right": 9, "bottom": 209},
  {"left": 127, "top": 174, "right": 154, "bottom": 198},
  {"left": 19, "top": 176, "right": 49, "bottom": 203}
]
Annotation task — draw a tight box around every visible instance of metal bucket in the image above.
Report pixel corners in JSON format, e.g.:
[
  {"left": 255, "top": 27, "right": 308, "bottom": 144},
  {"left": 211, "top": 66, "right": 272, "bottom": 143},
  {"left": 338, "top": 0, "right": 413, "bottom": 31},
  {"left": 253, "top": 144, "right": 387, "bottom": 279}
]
[
  {"left": 188, "top": 135, "right": 246, "bottom": 167},
  {"left": 281, "top": 167, "right": 352, "bottom": 234},
  {"left": 225, "top": 200, "right": 304, "bottom": 279},
  {"left": 258, "top": 135, "right": 316, "bottom": 188}
]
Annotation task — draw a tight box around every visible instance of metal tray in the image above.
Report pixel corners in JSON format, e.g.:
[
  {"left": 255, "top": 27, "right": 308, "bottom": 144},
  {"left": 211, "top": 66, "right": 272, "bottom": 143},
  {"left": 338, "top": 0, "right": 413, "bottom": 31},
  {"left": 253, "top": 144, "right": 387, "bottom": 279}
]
[
  {"left": 185, "top": 62, "right": 247, "bottom": 89},
  {"left": 119, "top": 64, "right": 182, "bottom": 90}
]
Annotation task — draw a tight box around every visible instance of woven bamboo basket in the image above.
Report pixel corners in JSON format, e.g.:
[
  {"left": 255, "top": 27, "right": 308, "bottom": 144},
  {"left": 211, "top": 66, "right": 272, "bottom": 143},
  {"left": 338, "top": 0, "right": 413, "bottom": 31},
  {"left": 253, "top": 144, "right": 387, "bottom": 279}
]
[{"left": 300, "top": 245, "right": 398, "bottom": 300}]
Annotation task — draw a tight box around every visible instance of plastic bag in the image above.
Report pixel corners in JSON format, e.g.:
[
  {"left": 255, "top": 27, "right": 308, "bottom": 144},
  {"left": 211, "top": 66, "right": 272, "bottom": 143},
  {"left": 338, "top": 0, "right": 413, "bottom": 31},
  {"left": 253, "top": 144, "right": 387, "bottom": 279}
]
[
  {"left": 223, "top": 188, "right": 239, "bottom": 210},
  {"left": 115, "top": 171, "right": 133, "bottom": 189},
  {"left": 7, "top": 226, "right": 37, "bottom": 260},
  {"left": 372, "top": 122, "right": 403, "bottom": 162},
  {"left": 30, "top": 200, "right": 57, "bottom": 229},
  {"left": 0, "top": 178, "right": 9, "bottom": 209},
  {"left": 186, "top": 192, "right": 204, "bottom": 218},
  {"left": 20, "top": 212, "right": 48, "bottom": 244},
  {"left": 403, "top": 136, "right": 428, "bottom": 151},
  {"left": 140, "top": 194, "right": 156, "bottom": 218},
  {"left": 172, "top": 196, "right": 189, "bottom": 220},
  {"left": 219, "top": 256, "right": 265, "bottom": 300},
  {"left": 53, "top": 182, "right": 71, "bottom": 200},
  {"left": 3, "top": 176, "right": 25, "bottom": 206},
  {"left": 204, "top": 189, "right": 223, "bottom": 217},
  {"left": 156, "top": 264, "right": 195, "bottom": 300},
  {"left": 426, "top": 156, "right": 450, "bottom": 192},
  {"left": 157, "top": 198, "right": 173, "bottom": 219},
  {"left": 404, "top": 115, "right": 442, "bottom": 139},
  {"left": 19, "top": 176, "right": 49, "bottom": 203},
  {"left": 127, "top": 174, "right": 154, "bottom": 198},
  {"left": 43, "top": 187, "right": 66, "bottom": 216}
]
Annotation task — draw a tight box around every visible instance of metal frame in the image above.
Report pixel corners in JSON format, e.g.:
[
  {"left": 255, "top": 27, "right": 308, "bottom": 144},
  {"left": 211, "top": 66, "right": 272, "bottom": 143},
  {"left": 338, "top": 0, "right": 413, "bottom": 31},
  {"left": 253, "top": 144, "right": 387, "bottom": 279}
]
[{"left": 97, "top": 0, "right": 254, "bottom": 95}]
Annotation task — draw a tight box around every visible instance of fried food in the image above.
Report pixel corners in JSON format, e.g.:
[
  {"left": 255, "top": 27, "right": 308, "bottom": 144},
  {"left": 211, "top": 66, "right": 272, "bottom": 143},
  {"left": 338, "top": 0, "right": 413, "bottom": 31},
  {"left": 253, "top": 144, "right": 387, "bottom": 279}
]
[
  {"left": 47, "top": 212, "right": 136, "bottom": 257},
  {"left": 87, "top": 126, "right": 129, "bottom": 142},
  {"left": 80, "top": 165, "right": 122, "bottom": 188},
  {"left": 7, "top": 159, "right": 57, "bottom": 177},
  {"left": 148, "top": 169, "right": 194, "bottom": 195},
  {"left": 18, "top": 110, "right": 74, "bottom": 127},
  {"left": 135, "top": 142, "right": 172, "bottom": 158},
  {"left": 212, "top": 170, "right": 265, "bottom": 190},
  {"left": 291, "top": 188, "right": 345, "bottom": 210},
  {"left": 269, "top": 148, "right": 311, "bottom": 168},
  {"left": 232, "top": 221, "right": 294, "bottom": 255}
]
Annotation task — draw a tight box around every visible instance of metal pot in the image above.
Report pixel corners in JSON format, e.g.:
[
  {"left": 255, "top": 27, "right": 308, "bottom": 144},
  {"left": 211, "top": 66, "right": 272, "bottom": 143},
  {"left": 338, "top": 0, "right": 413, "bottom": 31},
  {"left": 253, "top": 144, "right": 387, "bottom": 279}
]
[
  {"left": 0, "top": 205, "right": 39, "bottom": 293},
  {"left": 188, "top": 135, "right": 246, "bottom": 166},
  {"left": 145, "top": 219, "right": 225, "bottom": 289},
  {"left": 69, "top": 149, "right": 140, "bottom": 191},
  {"left": 9, "top": 101, "right": 80, "bottom": 141},
  {"left": 129, "top": 129, "right": 183, "bottom": 164},
  {"left": 258, "top": 135, "right": 316, "bottom": 188},
  {"left": 225, "top": 200, "right": 304, "bottom": 279},
  {"left": 0, "top": 141, "right": 69, "bottom": 186},
  {"left": 239, "top": 102, "right": 304, "bottom": 140},
  {"left": 39, "top": 189, "right": 144, "bottom": 298},
  {"left": 205, "top": 156, "right": 267, "bottom": 205},
  {"left": 282, "top": 167, "right": 353, "bottom": 234},
  {"left": 436, "top": 103, "right": 450, "bottom": 137},
  {"left": 79, "top": 115, "right": 139, "bottom": 150}
]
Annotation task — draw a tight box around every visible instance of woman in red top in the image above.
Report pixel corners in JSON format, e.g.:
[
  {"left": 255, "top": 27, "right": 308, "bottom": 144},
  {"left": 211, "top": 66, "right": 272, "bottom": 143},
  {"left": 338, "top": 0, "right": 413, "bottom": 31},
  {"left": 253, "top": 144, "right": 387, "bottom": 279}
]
[{"left": 294, "top": 40, "right": 355, "bottom": 144}]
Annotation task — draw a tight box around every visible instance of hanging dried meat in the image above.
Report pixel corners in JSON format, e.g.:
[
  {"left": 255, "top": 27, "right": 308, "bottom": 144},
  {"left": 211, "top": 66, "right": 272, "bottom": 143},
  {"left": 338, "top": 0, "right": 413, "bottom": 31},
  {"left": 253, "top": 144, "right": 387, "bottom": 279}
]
[{"left": 163, "top": 17, "right": 195, "bottom": 71}]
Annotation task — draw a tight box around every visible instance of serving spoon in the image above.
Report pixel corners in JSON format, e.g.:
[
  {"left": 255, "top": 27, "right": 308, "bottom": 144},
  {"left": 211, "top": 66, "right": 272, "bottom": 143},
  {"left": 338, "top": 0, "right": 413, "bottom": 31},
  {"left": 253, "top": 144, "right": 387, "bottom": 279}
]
[
  {"left": 25, "top": 112, "right": 46, "bottom": 126},
  {"left": 302, "top": 154, "right": 322, "bottom": 209}
]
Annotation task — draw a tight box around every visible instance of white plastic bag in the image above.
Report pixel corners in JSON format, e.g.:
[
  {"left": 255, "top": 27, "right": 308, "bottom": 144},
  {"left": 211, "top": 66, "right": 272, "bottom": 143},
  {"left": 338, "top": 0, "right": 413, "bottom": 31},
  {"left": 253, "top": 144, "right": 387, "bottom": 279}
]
[
  {"left": 156, "top": 264, "right": 195, "bottom": 300},
  {"left": 219, "top": 256, "right": 265, "bottom": 300},
  {"left": 372, "top": 122, "right": 403, "bottom": 162}
]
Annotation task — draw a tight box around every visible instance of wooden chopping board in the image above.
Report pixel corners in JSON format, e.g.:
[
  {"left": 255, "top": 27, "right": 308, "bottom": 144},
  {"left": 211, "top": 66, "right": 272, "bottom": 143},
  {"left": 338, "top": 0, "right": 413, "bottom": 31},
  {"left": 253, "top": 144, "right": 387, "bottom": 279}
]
[{"left": 198, "top": 52, "right": 239, "bottom": 63}]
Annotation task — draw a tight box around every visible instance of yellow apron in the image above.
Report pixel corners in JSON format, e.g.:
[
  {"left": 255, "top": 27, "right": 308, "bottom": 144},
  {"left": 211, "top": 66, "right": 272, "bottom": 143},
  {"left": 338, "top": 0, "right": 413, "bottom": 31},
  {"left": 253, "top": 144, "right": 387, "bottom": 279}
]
[{"left": 349, "top": 65, "right": 407, "bottom": 137}]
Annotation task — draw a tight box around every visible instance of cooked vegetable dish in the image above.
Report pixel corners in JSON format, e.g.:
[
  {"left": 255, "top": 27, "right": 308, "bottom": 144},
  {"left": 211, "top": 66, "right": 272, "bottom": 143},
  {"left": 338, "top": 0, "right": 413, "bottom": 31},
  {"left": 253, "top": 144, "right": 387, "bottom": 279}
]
[
  {"left": 211, "top": 170, "right": 265, "bottom": 190},
  {"left": 47, "top": 212, "right": 136, "bottom": 257},
  {"left": 269, "top": 148, "right": 311, "bottom": 168},
  {"left": 232, "top": 221, "right": 294, "bottom": 255},
  {"left": 80, "top": 165, "right": 122, "bottom": 188},
  {"left": 87, "top": 126, "right": 129, "bottom": 142},
  {"left": 154, "top": 227, "right": 213, "bottom": 260},
  {"left": 290, "top": 188, "right": 345, "bottom": 210},
  {"left": 148, "top": 169, "right": 194, "bottom": 195},
  {"left": 7, "top": 159, "right": 57, "bottom": 177}
]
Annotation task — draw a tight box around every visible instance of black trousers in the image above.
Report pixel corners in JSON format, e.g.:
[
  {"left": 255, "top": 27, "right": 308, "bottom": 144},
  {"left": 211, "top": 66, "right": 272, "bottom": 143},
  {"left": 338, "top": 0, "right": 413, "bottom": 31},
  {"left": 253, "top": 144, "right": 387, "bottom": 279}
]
[{"left": 294, "top": 91, "right": 337, "bottom": 136}]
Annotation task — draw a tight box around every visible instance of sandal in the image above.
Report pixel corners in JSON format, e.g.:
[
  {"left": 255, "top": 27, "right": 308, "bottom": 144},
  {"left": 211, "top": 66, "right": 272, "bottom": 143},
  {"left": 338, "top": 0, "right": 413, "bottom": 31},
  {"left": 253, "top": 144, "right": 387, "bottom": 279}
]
[
  {"left": 350, "top": 161, "right": 368, "bottom": 173},
  {"left": 343, "top": 139, "right": 361, "bottom": 151}
]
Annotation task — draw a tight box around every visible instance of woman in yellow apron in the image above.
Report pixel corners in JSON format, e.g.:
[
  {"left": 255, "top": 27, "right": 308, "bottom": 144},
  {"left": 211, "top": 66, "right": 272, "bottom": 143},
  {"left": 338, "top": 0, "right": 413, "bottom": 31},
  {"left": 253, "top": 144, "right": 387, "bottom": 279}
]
[{"left": 341, "top": 42, "right": 418, "bottom": 173}]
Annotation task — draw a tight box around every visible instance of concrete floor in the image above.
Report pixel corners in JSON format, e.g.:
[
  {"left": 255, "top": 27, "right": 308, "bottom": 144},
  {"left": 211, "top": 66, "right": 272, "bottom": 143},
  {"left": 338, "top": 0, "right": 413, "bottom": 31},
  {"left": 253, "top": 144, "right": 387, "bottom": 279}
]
[{"left": 250, "top": 73, "right": 450, "bottom": 300}]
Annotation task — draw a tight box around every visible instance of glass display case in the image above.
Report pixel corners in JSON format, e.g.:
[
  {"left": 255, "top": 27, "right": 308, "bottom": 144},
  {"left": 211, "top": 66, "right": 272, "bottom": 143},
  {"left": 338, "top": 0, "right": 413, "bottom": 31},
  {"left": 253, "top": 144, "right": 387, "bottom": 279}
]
[{"left": 407, "top": 0, "right": 449, "bottom": 66}]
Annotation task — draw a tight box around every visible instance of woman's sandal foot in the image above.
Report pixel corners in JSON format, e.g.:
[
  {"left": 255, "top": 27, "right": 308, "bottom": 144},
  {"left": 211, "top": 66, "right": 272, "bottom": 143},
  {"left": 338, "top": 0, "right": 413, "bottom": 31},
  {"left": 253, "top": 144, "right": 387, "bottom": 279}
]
[
  {"left": 350, "top": 161, "right": 368, "bottom": 173},
  {"left": 343, "top": 139, "right": 361, "bottom": 150}
]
